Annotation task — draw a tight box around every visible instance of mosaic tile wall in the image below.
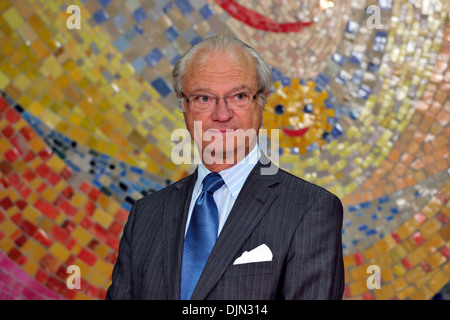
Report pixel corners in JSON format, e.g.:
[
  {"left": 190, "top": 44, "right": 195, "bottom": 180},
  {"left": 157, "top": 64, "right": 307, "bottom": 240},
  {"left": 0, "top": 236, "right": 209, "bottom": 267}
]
[{"left": 0, "top": 0, "right": 449, "bottom": 300}]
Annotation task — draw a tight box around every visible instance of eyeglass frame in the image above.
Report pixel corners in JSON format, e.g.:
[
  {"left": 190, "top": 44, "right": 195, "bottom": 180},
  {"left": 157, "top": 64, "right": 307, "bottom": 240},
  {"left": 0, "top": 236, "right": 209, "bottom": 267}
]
[{"left": 180, "top": 89, "right": 261, "bottom": 112}]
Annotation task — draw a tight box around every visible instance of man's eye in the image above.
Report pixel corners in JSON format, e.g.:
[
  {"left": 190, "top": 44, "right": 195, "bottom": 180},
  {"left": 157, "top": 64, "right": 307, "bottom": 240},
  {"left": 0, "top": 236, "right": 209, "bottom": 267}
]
[
  {"left": 196, "top": 95, "right": 210, "bottom": 103},
  {"left": 234, "top": 93, "right": 248, "bottom": 100}
]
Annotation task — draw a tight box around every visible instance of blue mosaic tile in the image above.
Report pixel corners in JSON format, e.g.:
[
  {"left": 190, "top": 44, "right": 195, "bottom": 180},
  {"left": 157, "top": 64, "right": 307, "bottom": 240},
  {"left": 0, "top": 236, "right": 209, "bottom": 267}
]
[
  {"left": 171, "top": 54, "right": 180, "bottom": 65},
  {"left": 112, "top": 13, "right": 127, "bottom": 28},
  {"left": 124, "top": 28, "right": 138, "bottom": 41},
  {"left": 163, "top": 2, "right": 176, "bottom": 14},
  {"left": 199, "top": 4, "right": 214, "bottom": 19},
  {"left": 332, "top": 53, "right": 347, "bottom": 66},
  {"left": 190, "top": 36, "right": 202, "bottom": 46},
  {"left": 175, "top": 0, "right": 194, "bottom": 15},
  {"left": 151, "top": 77, "right": 172, "bottom": 97},
  {"left": 93, "top": 9, "right": 109, "bottom": 24},
  {"left": 144, "top": 48, "right": 163, "bottom": 67},
  {"left": 373, "top": 32, "right": 388, "bottom": 52},
  {"left": 113, "top": 36, "right": 129, "bottom": 53},
  {"left": 134, "top": 24, "right": 144, "bottom": 34},
  {"left": 132, "top": 7, "right": 148, "bottom": 23},
  {"left": 131, "top": 57, "right": 147, "bottom": 73},
  {"left": 331, "top": 124, "right": 344, "bottom": 138},
  {"left": 346, "top": 20, "right": 359, "bottom": 34},
  {"left": 165, "top": 26, "right": 180, "bottom": 42}
]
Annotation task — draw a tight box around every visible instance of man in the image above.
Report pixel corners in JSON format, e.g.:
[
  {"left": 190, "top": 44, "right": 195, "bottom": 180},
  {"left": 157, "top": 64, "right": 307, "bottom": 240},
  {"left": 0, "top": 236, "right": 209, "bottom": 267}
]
[{"left": 106, "top": 34, "right": 344, "bottom": 300}]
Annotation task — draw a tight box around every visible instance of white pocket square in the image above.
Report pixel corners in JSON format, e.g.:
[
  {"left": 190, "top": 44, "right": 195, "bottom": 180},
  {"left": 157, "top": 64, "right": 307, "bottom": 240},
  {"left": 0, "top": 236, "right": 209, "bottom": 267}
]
[{"left": 233, "top": 244, "right": 273, "bottom": 265}]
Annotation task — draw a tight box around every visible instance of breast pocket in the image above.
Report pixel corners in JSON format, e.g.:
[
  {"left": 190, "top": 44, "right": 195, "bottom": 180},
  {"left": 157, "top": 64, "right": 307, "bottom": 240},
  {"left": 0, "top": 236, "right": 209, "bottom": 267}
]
[{"left": 227, "top": 261, "right": 275, "bottom": 277}]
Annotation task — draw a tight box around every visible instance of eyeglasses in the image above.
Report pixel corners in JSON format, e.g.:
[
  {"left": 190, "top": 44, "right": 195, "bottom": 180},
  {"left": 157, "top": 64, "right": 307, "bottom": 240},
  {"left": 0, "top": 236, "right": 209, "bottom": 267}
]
[{"left": 181, "top": 90, "right": 260, "bottom": 112}]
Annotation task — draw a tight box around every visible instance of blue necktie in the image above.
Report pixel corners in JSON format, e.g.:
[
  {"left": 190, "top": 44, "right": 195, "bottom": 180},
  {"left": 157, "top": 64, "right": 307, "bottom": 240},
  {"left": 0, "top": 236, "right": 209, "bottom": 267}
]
[{"left": 180, "top": 172, "right": 224, "bottom": 300}]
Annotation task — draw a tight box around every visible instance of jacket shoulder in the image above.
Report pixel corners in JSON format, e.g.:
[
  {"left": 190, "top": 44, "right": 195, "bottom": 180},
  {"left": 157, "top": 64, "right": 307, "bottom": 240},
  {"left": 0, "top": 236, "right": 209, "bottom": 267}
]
[{"left": 276, "top": 167, "right": 342, "bottom": 203}]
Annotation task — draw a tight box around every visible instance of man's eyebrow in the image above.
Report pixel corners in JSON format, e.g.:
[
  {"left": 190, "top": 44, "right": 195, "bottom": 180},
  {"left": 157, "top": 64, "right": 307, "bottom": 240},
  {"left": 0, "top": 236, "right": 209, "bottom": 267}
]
[{"left": 189, "top": 85, "right": 252, "bottom": 95}]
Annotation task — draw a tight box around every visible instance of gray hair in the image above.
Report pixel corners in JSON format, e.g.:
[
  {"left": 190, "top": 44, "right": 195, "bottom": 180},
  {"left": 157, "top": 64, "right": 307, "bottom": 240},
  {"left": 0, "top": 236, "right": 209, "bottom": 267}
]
[{"left": 172, "top": 34, "right": 273, "bottom": 110}]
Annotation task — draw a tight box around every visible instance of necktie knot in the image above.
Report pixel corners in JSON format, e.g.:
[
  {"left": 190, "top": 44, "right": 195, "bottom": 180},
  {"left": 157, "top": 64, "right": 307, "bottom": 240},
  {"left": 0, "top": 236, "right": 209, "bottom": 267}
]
[{"left": 202, "top": 172, "right": 224, "bottom": 194}]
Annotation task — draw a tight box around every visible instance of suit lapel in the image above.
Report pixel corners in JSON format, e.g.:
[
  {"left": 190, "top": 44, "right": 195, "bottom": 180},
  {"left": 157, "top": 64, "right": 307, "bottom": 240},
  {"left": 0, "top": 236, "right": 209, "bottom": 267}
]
[
  {"left": 191, "top": 158, "right": 280, "bottom": 300},
  {"left": 162, "top": 170, "right": 197, "bottom": 299}
]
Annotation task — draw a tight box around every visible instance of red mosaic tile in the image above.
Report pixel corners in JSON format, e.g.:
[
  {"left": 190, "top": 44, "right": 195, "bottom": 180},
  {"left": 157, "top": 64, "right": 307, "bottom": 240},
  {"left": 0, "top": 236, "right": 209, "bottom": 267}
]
[
  {"left": 14, "top": 234, "right": 27, "bottom": 247},
  {"left": 18, "top": 186, "right": 32, "bottom": 199},
  {"left": 401, "top": 257, "right": 413, "bottom": 270},
  {"left": 60, "top": 167, "right": 73, "bottom": 180},
  {"left": 36, "top": 163, "right": 51, "bottom": 178},
  {"left": 7, "top": 173, "right": 20, "bottom": 187},
  {"left": 39, "top": 253, "right": 60, "bottom": 273},
  {"left": 106, "top": 234, "right": 119, "bottom": 251},
  {"left": 115, "top": 208, "right": 129, "bottom": 223},
  {"left": 15, "top": 199, "right": 27, "bottom": 210},
  {"left": 108, "top": 220, "right": 123, "bottom": 237},
  {"left": 78, "top": 247, "right": 97, "bottom": 266},
  {"left": 8, "top": 247, "right": 26, "bottom": 265},
  {"left": 4, "top": 148, "right": 20, "bottom": 163},
  {"left": 47, "top": 171, "right": 61, "bottom": 186},
  {"left": 37, "top": 148, "right": 53, "bottom": 161},
  {"left": 104, "top": 252, "right": 117, "bottom": 265},
  {"left": 64, "top": 288, "right": 78, "bottom": 300},
  {"left": 21, "top": 168, "right": 36, "bottom": 182},
  {"left": 91, "top": 223, "right": 108, "bottom": 242},
  {"left": 83, "top": 201, "right": 96, "bottom": 216},
  {"left": 4, "top": 108, "right": 21, "bottom": 124},
  {"left": 65, "top": 237, "right": 76, "bottom": 250},
  {"left": 34, "top": 229, "right": 53, "bottom": 248},
  {"left": 45, "top": 276, "right": 67, "bottom": 295},
  {"left": 391, "top": 231, "right": 402, "bottom": 243},
  {"left": 362, "top": 292, "right": 375, "bottom": 300},
  {"left": 34, "top": 198, "right": 59, "bottom": 219},
  {"left": 80, "top": 216, "right": 93, "bottom": 229},
  {"left": 61, "top": 186, "right": 75, "bottom": 199},
  {"left": 23, "top": 150, "right": 35, "bottom": 163},
  {"left": 36, "top": 181, "right": 47, "bottom": 193},
  {"left": 0, "top": 97, "right": 9, "bottom": 110},
  {"left": 58, "top": 199, "right": 78, "bottom": 217},
  {"left": 19, "top": 126, "right": 36, "bottom": 141},
  {"left": 87, "top": 188, "right": 102, "bottom": 202},
  {"left": 11, "top": 212, "right": 22, "bottom": 224},
  {"left": 353, "top": 252, "right": 364, "bottom": 265},
  {"left": 412, "top": 232, "right": 425, "bottom": 246},
  {"left": 436, "top": 212, "right": 448, "bottom": 225},
  {"left": 61, "top": 219, "right": 76, "bottom": 233},
  {"left": 440, "top": 246, "right": 450, "bottom": 259},
  {"left": 0, "top": 197, "right": 14, "bottom": 211},
  {"left": 49, "top": 224, "right": 70, "bottom": 243},
  {"left": 78, "top": 181, "right": 91, "bottom": 194},
  {"left": 35, "top": 268, "right": 49, "bottom": 284},
  {"left": 1, "top": 125, "right": 14, "bottom": 138},
  {"left": 19, "top": 219, "right": 38, "bottom": 236}
]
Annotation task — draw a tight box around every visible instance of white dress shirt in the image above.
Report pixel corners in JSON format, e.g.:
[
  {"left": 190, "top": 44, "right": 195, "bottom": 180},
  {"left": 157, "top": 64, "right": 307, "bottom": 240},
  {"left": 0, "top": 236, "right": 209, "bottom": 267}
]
[{"left": 184, "top": 144, "right": 260, "bottom": 237}]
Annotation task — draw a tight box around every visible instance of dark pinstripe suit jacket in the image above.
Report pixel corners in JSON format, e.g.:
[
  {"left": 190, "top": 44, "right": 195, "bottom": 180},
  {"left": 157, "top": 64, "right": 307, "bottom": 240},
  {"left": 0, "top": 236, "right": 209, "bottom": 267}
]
[{"left": 106, "top": 158, "right": 345, "bottom": 300}]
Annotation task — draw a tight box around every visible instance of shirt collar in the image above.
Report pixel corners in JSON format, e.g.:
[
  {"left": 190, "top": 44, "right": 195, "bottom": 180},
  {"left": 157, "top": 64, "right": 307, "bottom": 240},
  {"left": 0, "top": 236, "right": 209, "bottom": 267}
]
[{"left": 197, "top": 144, "right": 260, "bottom": 199}]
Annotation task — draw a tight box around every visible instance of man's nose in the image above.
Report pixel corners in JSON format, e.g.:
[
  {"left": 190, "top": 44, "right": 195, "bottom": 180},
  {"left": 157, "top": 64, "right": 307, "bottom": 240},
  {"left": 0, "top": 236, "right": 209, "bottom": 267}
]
[{"left": 211, "top": 97, "right": 233, "bottom": 121}]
